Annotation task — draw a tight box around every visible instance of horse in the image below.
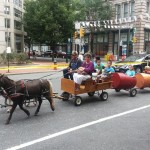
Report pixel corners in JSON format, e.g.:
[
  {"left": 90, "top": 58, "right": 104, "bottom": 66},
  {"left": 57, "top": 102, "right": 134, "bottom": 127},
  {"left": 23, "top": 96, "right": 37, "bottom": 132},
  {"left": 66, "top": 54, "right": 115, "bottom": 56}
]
[{"left": 0, "top": 74, "right": 55, "bottom": 124}]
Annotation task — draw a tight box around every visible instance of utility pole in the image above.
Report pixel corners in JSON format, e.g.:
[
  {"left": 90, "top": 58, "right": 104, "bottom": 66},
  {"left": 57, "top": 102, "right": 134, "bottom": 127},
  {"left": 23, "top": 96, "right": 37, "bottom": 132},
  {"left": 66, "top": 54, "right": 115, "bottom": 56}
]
[{"left": 117, "top": 25, "right": 121, "bottom": 61}]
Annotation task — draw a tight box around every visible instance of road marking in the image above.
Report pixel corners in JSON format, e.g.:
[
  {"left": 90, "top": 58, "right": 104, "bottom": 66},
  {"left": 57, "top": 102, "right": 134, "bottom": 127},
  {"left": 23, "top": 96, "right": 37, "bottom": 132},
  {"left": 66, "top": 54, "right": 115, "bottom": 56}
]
[{"left": 6, "top": 104, "right": 150, "bottom": 150}]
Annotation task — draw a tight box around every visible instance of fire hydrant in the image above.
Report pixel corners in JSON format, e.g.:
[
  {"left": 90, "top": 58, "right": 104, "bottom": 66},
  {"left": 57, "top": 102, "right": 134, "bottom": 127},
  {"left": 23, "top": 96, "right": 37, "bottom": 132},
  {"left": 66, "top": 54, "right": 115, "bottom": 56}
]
[{"left": 53, "top": 59, "right": 57, "bottom": 70}]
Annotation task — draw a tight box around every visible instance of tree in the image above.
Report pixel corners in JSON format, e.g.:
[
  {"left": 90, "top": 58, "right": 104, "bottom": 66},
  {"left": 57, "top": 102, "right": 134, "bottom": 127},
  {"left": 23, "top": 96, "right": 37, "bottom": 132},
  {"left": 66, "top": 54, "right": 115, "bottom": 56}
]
[{"left": 23, "top": 0, "right": 77, "bottom": 52}]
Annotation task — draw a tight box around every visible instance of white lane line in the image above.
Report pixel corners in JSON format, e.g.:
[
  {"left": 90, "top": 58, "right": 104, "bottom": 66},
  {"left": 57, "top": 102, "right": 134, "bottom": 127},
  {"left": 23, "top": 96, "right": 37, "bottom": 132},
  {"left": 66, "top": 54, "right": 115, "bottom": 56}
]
[{"left": 6, "top": 104, "right": 150, "bottom": 150}]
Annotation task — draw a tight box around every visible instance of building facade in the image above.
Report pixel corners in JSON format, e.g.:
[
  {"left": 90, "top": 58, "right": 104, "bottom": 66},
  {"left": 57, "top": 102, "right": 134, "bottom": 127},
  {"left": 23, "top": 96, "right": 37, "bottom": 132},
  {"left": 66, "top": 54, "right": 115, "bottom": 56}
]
[
  {"left": 0, "top": 0, "right": 25, "bottom": 53},
  {"left": 111, "top": 0, "right": 150, "bottom": 56},
  {"left": 75, "top": 0, "right": 150, "bottom": 57}
]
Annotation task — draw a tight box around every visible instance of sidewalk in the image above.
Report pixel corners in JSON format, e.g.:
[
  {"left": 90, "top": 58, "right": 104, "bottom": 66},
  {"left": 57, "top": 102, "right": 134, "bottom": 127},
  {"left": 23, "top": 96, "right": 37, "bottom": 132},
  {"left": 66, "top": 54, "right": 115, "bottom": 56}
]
[
  {"left": 0, "top": 61, "right": 69, "bottom": 75},
  {"left": 0, "top": 57, "right": 115, "bottom": 75}
]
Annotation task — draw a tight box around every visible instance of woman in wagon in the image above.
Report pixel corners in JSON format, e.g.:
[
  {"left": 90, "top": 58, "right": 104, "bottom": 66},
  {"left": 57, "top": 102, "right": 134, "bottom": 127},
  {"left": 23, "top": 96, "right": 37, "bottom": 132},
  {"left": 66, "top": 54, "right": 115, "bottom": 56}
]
[
  {"left": 73, "top": 53, "right": 94, "bottom": 90},
  {"left": 63, "top": 51, "right": 83, "bottom": 80},
  {"left": 125, "top": 65, "right": 135, "bottom": 77}
]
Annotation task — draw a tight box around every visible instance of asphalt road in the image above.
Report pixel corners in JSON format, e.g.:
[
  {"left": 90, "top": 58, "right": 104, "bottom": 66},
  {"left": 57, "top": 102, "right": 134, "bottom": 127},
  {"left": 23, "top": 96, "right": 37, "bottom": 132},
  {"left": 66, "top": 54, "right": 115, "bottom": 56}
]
[{"left": 0, "top": 72, "right": 150, "bottom": 150}]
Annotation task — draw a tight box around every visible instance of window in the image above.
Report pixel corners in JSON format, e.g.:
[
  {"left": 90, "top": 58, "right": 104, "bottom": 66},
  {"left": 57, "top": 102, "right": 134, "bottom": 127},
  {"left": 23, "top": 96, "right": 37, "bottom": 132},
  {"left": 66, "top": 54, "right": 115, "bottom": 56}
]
[
  {"left": 147, "top": 2, "right": 149, "bottom": 13},
  {"left": 97, "top": 34, "right": 103, "bottom": 43},
  {"left": 104, "top": 34, "right": 108, "bottom": 42},
  {"left": 4, "top": 6, "right": 10, "bottom": 14},
  {"left": 124, "top": 3, "right": 128, "bottom": 18},
  {"left": 115, "top": 4, "right": 121, "bottom": 19},
  {"left": 131, "top": 1, "right": 135, "bottom": 17},
  {"left": 5, "top": 32, "right": 11, "bottom": 45},
  {"left": 13, "top": 0, "right": 22, "bottom": 8},
  {"left": 14, "top": 8, "right": 22, "bottom": 18},
  {"left": 5, "top": 18, "right": 10, "bottom": 28},
  {"left": 14, "top": 20, "right": 22, "bottom": 30},
  {"left": 4, "top": 0, "right": 10, "bottom": 3},
  {"left": 145, "top": 32, "right": 149, "bottom": 41}
]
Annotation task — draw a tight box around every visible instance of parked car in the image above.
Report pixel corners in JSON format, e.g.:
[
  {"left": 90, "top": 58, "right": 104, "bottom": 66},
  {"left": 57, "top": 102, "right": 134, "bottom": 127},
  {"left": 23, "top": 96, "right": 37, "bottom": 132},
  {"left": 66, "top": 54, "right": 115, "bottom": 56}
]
[
  {"left": 42, "top": 50, "right": 53, "bottom": 57},
  {"left": 56, "top": 50, "right": 66, "bottom": 58},
  {"left": 113, "top": 53, "right": 150, "bottom": 73}
]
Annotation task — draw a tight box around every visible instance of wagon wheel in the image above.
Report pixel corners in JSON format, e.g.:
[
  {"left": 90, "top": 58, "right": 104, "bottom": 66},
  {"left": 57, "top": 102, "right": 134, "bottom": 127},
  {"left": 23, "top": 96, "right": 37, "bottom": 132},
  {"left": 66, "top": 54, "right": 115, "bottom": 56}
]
[
  {"left": 100, "top": 92, "right": 108, "bottom": 101},
  {"left": 129, "top": 88, "right": 137, "bottom": 97},
  {"left": 74, "top": 96, "right": 82, "bottom": 106},
  {"left": 24, "top": 100, "right": 30, "bottom": 107},
  {"left": 115, "top": 89, "right": 120, "bottom": 92},
  {"left": 87, "top": 92, "right": 95, "bottom": 97},
  {"left": 61, "top": 92, "right": 70, "bottom": 101}
]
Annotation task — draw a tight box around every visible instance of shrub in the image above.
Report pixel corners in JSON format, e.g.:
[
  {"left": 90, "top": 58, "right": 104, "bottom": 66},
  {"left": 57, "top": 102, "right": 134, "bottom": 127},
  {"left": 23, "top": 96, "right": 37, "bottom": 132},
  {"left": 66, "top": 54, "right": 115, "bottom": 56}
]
[{"left": 15, "top": 52, "right": 28, "bottom": 64}]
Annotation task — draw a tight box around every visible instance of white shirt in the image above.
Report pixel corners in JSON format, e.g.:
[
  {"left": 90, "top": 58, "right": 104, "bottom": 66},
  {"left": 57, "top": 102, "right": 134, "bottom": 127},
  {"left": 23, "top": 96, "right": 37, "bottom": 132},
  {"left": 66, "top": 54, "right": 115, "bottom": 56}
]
[{"left": 78, "top": 54, "right": 83, "bottom": 61}]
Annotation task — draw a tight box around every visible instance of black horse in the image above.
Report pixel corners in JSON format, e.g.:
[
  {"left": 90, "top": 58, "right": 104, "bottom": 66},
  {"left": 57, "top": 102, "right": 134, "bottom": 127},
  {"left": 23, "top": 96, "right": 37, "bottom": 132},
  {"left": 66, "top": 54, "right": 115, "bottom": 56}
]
[{"left": 0, "top": 74, "right": 55, "bottom": 124}]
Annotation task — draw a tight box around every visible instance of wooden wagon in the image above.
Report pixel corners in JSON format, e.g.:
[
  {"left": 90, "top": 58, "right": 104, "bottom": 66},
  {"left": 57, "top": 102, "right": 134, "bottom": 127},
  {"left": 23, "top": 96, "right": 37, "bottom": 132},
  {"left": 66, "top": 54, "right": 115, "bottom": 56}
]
[{"left": 61, "top": 78, "right": 112, "bottom": 106}]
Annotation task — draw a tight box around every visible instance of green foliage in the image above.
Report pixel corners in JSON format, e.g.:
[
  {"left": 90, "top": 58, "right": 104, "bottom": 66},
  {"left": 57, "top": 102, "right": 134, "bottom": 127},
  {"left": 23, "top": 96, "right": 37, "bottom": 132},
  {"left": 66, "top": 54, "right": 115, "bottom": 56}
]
[
  {"left": 23, "top": 0, "right": 113, "bottom": 48},
  {"left": 0, "top": 52, "right": 29, "bottom": 64},
  {"left": 15, "top": 53, "right": 28, "bottom": 64},
  {"left": 23, "top": 0, "right": 76, "bottom": 46}
]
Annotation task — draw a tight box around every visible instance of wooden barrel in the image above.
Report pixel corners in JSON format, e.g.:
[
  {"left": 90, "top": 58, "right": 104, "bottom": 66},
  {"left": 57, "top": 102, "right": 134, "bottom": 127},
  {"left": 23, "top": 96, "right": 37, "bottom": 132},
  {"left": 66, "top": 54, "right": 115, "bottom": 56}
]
[
  {"left": 135, "top": 73, "right": 150, "bottom": 88},
  {"left": 111, "top": 73, "right": 136, "bottom": 89}
]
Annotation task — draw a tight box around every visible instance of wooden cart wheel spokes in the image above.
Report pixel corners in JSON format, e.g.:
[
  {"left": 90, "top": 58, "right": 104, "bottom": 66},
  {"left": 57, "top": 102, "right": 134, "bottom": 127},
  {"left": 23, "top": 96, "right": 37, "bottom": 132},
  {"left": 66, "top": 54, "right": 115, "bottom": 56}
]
[
  {"left": 115, "top": 89, "right": 120, "bottom": 92},
  {"left": 74, "top": 96, "right": 82, "bottom": 106},
  {"left": 87, "top": 92, "right": 95, "bottom": 97},
  {"left": 61, "top": 92, "right": 70, "bottom": 101},
  {"left": 129, "top": 89, "right": 137, "bottom": 97},
  {"left": 100, "top": 92, "right": 108, "bottom": 101},
  {"left": 25, "top": 100, "right": 30, "bottom": 107}
]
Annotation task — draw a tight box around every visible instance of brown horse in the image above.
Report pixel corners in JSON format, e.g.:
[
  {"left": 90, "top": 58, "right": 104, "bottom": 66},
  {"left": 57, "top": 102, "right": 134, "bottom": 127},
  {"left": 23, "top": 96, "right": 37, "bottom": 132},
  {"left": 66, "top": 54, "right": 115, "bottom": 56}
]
[{"left": 0, "top": 74, "right": 55, "bottom": 124}]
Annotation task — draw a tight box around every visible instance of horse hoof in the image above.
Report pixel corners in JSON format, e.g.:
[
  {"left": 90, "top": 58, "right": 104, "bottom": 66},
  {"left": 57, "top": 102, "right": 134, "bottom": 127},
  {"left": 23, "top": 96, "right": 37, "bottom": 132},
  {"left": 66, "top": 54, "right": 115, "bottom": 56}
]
[
  {"left": 27, "top": 113, "right": 30, "bottom": 117},
  {"left": 5, "top": 121, "right": 9, "bottom": 125},
  {"left": 34, "top": 111, "right": 38, "bottom": 116},
  {"left": 52, "top": 108, "right": 55, "bottom": 111}
]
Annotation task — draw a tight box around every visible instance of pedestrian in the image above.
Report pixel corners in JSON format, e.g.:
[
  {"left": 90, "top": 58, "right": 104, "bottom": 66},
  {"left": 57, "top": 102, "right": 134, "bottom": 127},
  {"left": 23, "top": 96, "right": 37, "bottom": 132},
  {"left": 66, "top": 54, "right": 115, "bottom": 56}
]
[
  {"left": 125, "top": 65, "right": 135, "bottom": 77},
  {"left": 73, "top": 53, "right": 94, "bottom": 90},
  {"left": 63, "top": 51, "right": 82, "bottom": 80},
  {"left": 78, "top": 52, "right": 84, "bottom": 61},
  {"left": 32, "top": 51, "right": 36, "bottom": 59}
]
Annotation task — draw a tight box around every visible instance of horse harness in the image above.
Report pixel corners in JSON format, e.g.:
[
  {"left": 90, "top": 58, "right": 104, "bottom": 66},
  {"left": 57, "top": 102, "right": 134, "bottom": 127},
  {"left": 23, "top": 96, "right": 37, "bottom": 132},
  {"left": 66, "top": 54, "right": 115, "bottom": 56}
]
[{"left": 0, "top": 79, "right": 49, "bottom": 100}]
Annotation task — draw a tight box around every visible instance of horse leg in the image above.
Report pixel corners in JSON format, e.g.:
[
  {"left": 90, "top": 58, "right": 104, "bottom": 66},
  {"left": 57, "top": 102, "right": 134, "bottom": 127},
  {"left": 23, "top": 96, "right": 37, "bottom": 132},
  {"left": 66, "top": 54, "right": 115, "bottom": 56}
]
[
  {"left": 6, "top": 98, "right": 12, "bottom": 113},
  {"left": 5, "top": 102, "right": 17, "bottom": 125},
  {"left": 45, "top": 96, "right": 55, "bottom": 111},
  {"left": 18, "top": 101, "right": 30, "bottom": 117},
  {"left": 34, "top": 97, "right": 42, "bottom": 116}
]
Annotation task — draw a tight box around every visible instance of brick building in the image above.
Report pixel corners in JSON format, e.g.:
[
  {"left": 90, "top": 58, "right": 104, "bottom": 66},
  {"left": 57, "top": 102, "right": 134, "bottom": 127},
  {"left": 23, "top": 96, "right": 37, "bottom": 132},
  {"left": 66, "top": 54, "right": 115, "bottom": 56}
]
[{"left": 75, "top": 0, "right": 150, "bottom": 57}]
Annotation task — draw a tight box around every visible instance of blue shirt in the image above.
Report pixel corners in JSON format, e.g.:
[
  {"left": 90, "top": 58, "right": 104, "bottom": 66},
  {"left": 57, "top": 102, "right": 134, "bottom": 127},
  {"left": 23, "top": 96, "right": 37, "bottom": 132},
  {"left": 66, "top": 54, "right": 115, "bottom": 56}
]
[
  {"left": 104, "top": 67, "right": 115, "bottom": 73},
  {"left": 126, "top": 70, "right": 135, "bottom": 77}
]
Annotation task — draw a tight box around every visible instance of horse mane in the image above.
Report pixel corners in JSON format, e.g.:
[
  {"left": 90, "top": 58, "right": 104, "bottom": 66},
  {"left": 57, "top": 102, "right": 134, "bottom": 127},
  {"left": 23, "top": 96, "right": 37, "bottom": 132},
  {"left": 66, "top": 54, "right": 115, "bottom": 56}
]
[
  {"left": 4, "top": 75, "right": 14, "bottom": 83},
  {"left": 0, "top": 74, "right": 15, "bottom": 85}
]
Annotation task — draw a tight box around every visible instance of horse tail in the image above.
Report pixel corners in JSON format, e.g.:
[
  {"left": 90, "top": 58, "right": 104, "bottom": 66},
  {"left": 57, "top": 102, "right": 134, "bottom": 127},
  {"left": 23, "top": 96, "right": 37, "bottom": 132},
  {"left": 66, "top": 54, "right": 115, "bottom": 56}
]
[{"left": 47, "top": 80, "right": 53, "bottom": 99}]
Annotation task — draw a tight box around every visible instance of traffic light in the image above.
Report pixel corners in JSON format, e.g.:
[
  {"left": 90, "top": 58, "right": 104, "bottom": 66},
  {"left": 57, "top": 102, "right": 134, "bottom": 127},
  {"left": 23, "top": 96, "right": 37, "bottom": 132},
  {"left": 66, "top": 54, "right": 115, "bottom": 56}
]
[
  {"left": 74, "top": 31, "right": 78, "bottom": 39},
  {"left": 132, "top": 36, "right": 137, "bottom": 43},
  {"left": 80, "top": 27, "right": 85, "bottom": 38}
]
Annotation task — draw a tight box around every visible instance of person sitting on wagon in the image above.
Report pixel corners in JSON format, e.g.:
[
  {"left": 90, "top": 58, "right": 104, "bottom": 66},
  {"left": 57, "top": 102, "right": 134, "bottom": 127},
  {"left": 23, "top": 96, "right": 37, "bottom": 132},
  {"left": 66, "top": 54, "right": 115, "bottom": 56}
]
[
  {"left": 96, "top": 60, "right": 115, "bottom": 81},
  {"left": 63, "top": 51, "right": 83, "bottom": 80},
  {"left": 73, "top": 53, "right": 94, "bottom": 90},
  {"left": 94, "top": 57, "right": 105, "bottom": 74},
  {"left": 125, "top": 65, "right": 135, "bottom": 77}
]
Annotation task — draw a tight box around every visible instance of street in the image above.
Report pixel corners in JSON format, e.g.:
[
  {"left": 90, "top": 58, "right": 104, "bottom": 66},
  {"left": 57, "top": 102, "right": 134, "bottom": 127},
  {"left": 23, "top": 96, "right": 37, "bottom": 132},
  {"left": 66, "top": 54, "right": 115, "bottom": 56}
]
[{"left": 0, "top": 72, "right": 150, "bottom": 150}]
